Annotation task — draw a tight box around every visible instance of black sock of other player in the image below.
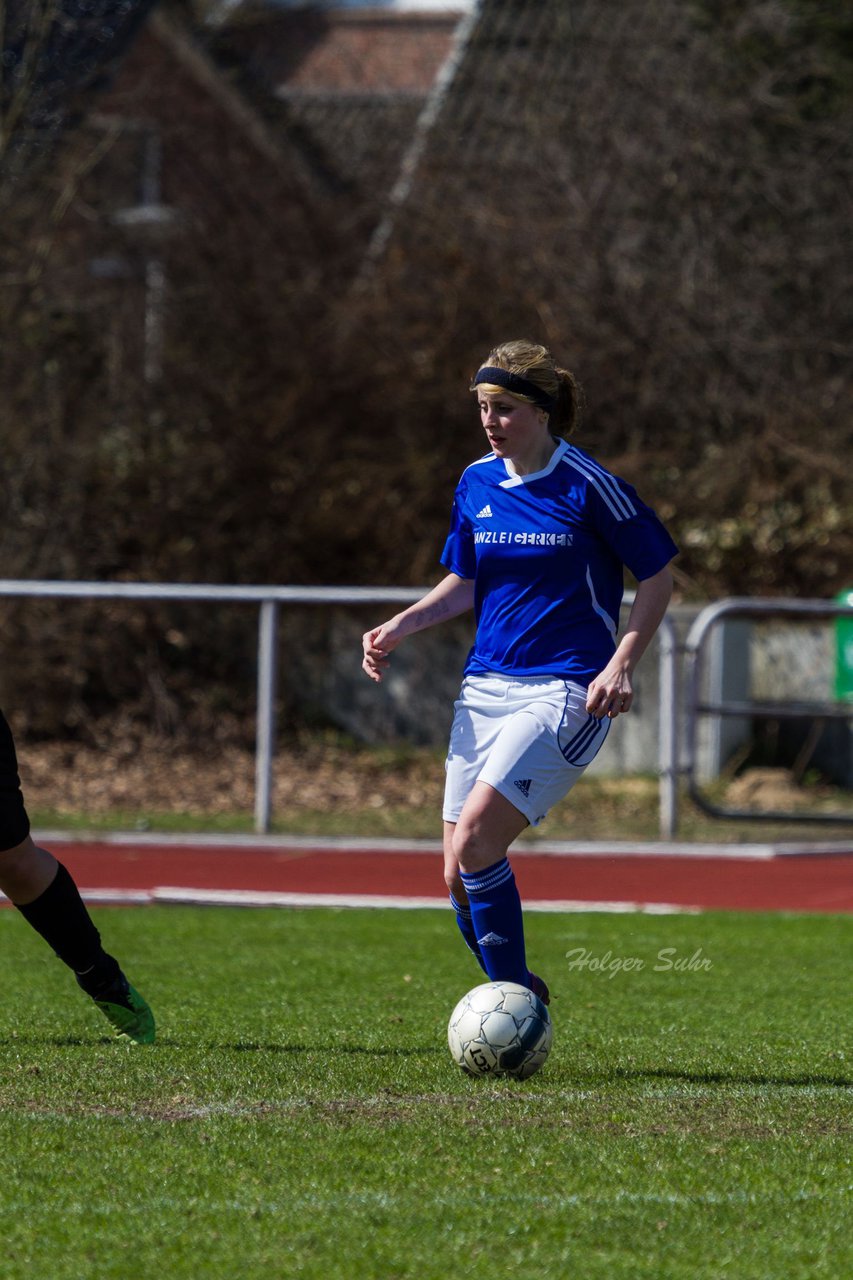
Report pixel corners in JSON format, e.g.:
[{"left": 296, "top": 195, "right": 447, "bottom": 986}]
[{"left": 14, "top": 859, "right": 122, "bottom": 994}]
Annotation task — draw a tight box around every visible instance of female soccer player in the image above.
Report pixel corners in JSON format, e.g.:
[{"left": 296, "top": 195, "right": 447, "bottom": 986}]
[
  {"left": 0, "top": 710, "right": 154, "bottom": 1042},
  {"left": 362, "top": 340, "right": 678, "bottom": 1003}
]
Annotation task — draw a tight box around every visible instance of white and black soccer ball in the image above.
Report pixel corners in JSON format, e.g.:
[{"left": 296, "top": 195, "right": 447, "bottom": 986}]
[{"left": 447, "top": 980, "right": 552, "bottom": 1080}]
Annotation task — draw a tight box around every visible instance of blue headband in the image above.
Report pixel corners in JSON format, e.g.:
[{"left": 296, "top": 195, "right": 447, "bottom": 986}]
[{"left": 472, "top": 366, "right": 555, "bottom": 412}]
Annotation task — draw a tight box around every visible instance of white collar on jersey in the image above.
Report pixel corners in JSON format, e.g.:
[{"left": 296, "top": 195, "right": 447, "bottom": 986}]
[{"left": 499, "top": 437, "right": 569, "bottom": 488}]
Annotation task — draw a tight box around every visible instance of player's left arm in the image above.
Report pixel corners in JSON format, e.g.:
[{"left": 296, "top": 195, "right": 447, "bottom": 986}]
[{"left": 586, "top": 564, "right": 674, "bottom": 720}]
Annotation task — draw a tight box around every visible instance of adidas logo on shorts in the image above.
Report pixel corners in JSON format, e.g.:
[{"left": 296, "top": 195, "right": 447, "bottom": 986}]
[{"left": 513, "top": 778, "right": 532, "bottom": 797}]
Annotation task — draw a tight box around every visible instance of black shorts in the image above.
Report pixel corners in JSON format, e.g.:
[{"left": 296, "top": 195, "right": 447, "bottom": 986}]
[{"left": 0, "top": 710, "right": 31, "bottom": 852}]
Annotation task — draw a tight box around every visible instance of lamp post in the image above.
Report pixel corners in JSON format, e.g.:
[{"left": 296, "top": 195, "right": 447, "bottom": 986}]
[{"left": 108, "top": 130, "right": 178, "bottom": 384}]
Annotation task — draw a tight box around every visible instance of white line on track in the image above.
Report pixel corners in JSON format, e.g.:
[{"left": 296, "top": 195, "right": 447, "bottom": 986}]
[
  {"left": 34, "top": 830, "right": 852, "bottom": 858},
  {"left": 74, "top": 886, "right": 700, "bottom": 914}
]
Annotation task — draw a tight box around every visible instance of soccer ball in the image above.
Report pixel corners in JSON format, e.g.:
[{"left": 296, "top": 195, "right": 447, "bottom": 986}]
[{"left": 447, "top": 980, "right": 552, "bottom": 1080}]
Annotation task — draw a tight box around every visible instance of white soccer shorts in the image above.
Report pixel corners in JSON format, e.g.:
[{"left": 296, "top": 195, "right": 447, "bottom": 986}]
[{"left": 443, "top": 673, "right": 611, "bottom": 828}]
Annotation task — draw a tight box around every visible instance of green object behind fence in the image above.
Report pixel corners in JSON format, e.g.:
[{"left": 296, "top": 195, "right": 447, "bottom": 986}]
[{"left": 835, "top": 589, "right": 853, "bottom": 701}]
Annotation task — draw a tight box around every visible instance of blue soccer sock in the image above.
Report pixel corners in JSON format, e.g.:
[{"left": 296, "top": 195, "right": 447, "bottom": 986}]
[
  {"left": 459, "top": 857, "right": 529, "bottom": 986},
  {"left": 449, "top": 892, "right": 488, "bottom": 975}
]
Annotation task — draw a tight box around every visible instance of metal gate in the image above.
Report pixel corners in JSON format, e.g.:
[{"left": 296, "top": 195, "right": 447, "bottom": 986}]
[{"left": 683, "top": 597, "right": 853, "bottom": 825}]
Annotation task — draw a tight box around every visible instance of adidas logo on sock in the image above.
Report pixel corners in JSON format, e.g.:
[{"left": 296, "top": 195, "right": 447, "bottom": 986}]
[
  {"left": 477, "top": 931, "right": 508, "bottom": 947},
  {"left": 514, "top": 778, "right": 532, "bottom": 797},
  {"left": 476, "top": 504, "right": 493, "bottom": 518}
]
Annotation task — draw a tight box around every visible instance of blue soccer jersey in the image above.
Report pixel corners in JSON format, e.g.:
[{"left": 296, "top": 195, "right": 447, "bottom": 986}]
[{"left": 440, "top": 438, "right": 678, "bottom": 684}]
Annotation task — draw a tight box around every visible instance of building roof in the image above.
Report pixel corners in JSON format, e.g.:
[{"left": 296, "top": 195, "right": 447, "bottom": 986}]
[
  {"left": 273, "top": 9, "right": 464, "bottom": 96},
  {"left": 206, "top": 4, "right": 467, "bottom": 223},
  {"left": 209, "top": 5, "right": 463, "bottom": 95}
]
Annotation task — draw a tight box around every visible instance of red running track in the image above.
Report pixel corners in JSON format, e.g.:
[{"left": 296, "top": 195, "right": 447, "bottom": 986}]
[{"left": 28, "top": 838, "right": 853, "bottom": 913}]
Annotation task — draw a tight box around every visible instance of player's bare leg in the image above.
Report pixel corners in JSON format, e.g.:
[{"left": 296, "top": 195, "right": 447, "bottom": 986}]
[{"left": 451, "top": 782, "right": 528, "bottom": 874}]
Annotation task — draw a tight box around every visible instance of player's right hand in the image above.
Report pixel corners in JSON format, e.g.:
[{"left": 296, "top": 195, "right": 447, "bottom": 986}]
[{"left": 361, "top": 625, "right": 394, "bottom": 683}]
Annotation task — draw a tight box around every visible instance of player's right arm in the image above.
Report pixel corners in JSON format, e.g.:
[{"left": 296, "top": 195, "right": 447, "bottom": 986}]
[{"left": 361, "top": 573, "right": 475, "bottom": 683}]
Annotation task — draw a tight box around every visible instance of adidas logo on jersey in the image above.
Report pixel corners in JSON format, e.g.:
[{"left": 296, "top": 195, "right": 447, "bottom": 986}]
[
  {"left": 514, "top": 778, "right": 532, "bottom": 797},
  {"left": 477, "top": 931, "right": 508, "bottom": 947},
  {"left": 476, "top": 504, "right": 493, "bottom": 518}
]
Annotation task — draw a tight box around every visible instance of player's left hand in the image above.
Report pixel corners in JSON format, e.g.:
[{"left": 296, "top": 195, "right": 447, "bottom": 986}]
[{"left": 586, "top": 665, "right": 634, "bottom": 719}]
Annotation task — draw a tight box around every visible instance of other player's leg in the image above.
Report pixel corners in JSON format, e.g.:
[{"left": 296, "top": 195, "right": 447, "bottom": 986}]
[
  {"left": 0, "top": 712, "right": 154, "bottom": 1043},
  {"left": 3, "top": 838, "right": 156, "bottom": 1043}
]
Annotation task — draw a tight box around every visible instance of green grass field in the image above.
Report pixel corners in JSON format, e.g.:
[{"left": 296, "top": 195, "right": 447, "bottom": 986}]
[{"left": 1, "top": 905, "right": 850, "bottom": 1279}]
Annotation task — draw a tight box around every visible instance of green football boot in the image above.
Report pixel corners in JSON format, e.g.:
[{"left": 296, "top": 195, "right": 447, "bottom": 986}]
[{"left": 93, "top": 979, "right": 156, "bottom": 1044}]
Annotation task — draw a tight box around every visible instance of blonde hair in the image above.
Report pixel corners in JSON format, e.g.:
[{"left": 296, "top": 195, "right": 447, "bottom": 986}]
[{"left": 471, "top": 339, "right": 582, "bottom": 437}]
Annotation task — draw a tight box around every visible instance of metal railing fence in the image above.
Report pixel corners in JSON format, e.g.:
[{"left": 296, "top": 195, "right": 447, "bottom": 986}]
[
  {"left": 683, "top": 597, "right": 853, "bottom": 824},
  {"left": 0, "top": 580, "right": 680, "bottom": 837}
]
